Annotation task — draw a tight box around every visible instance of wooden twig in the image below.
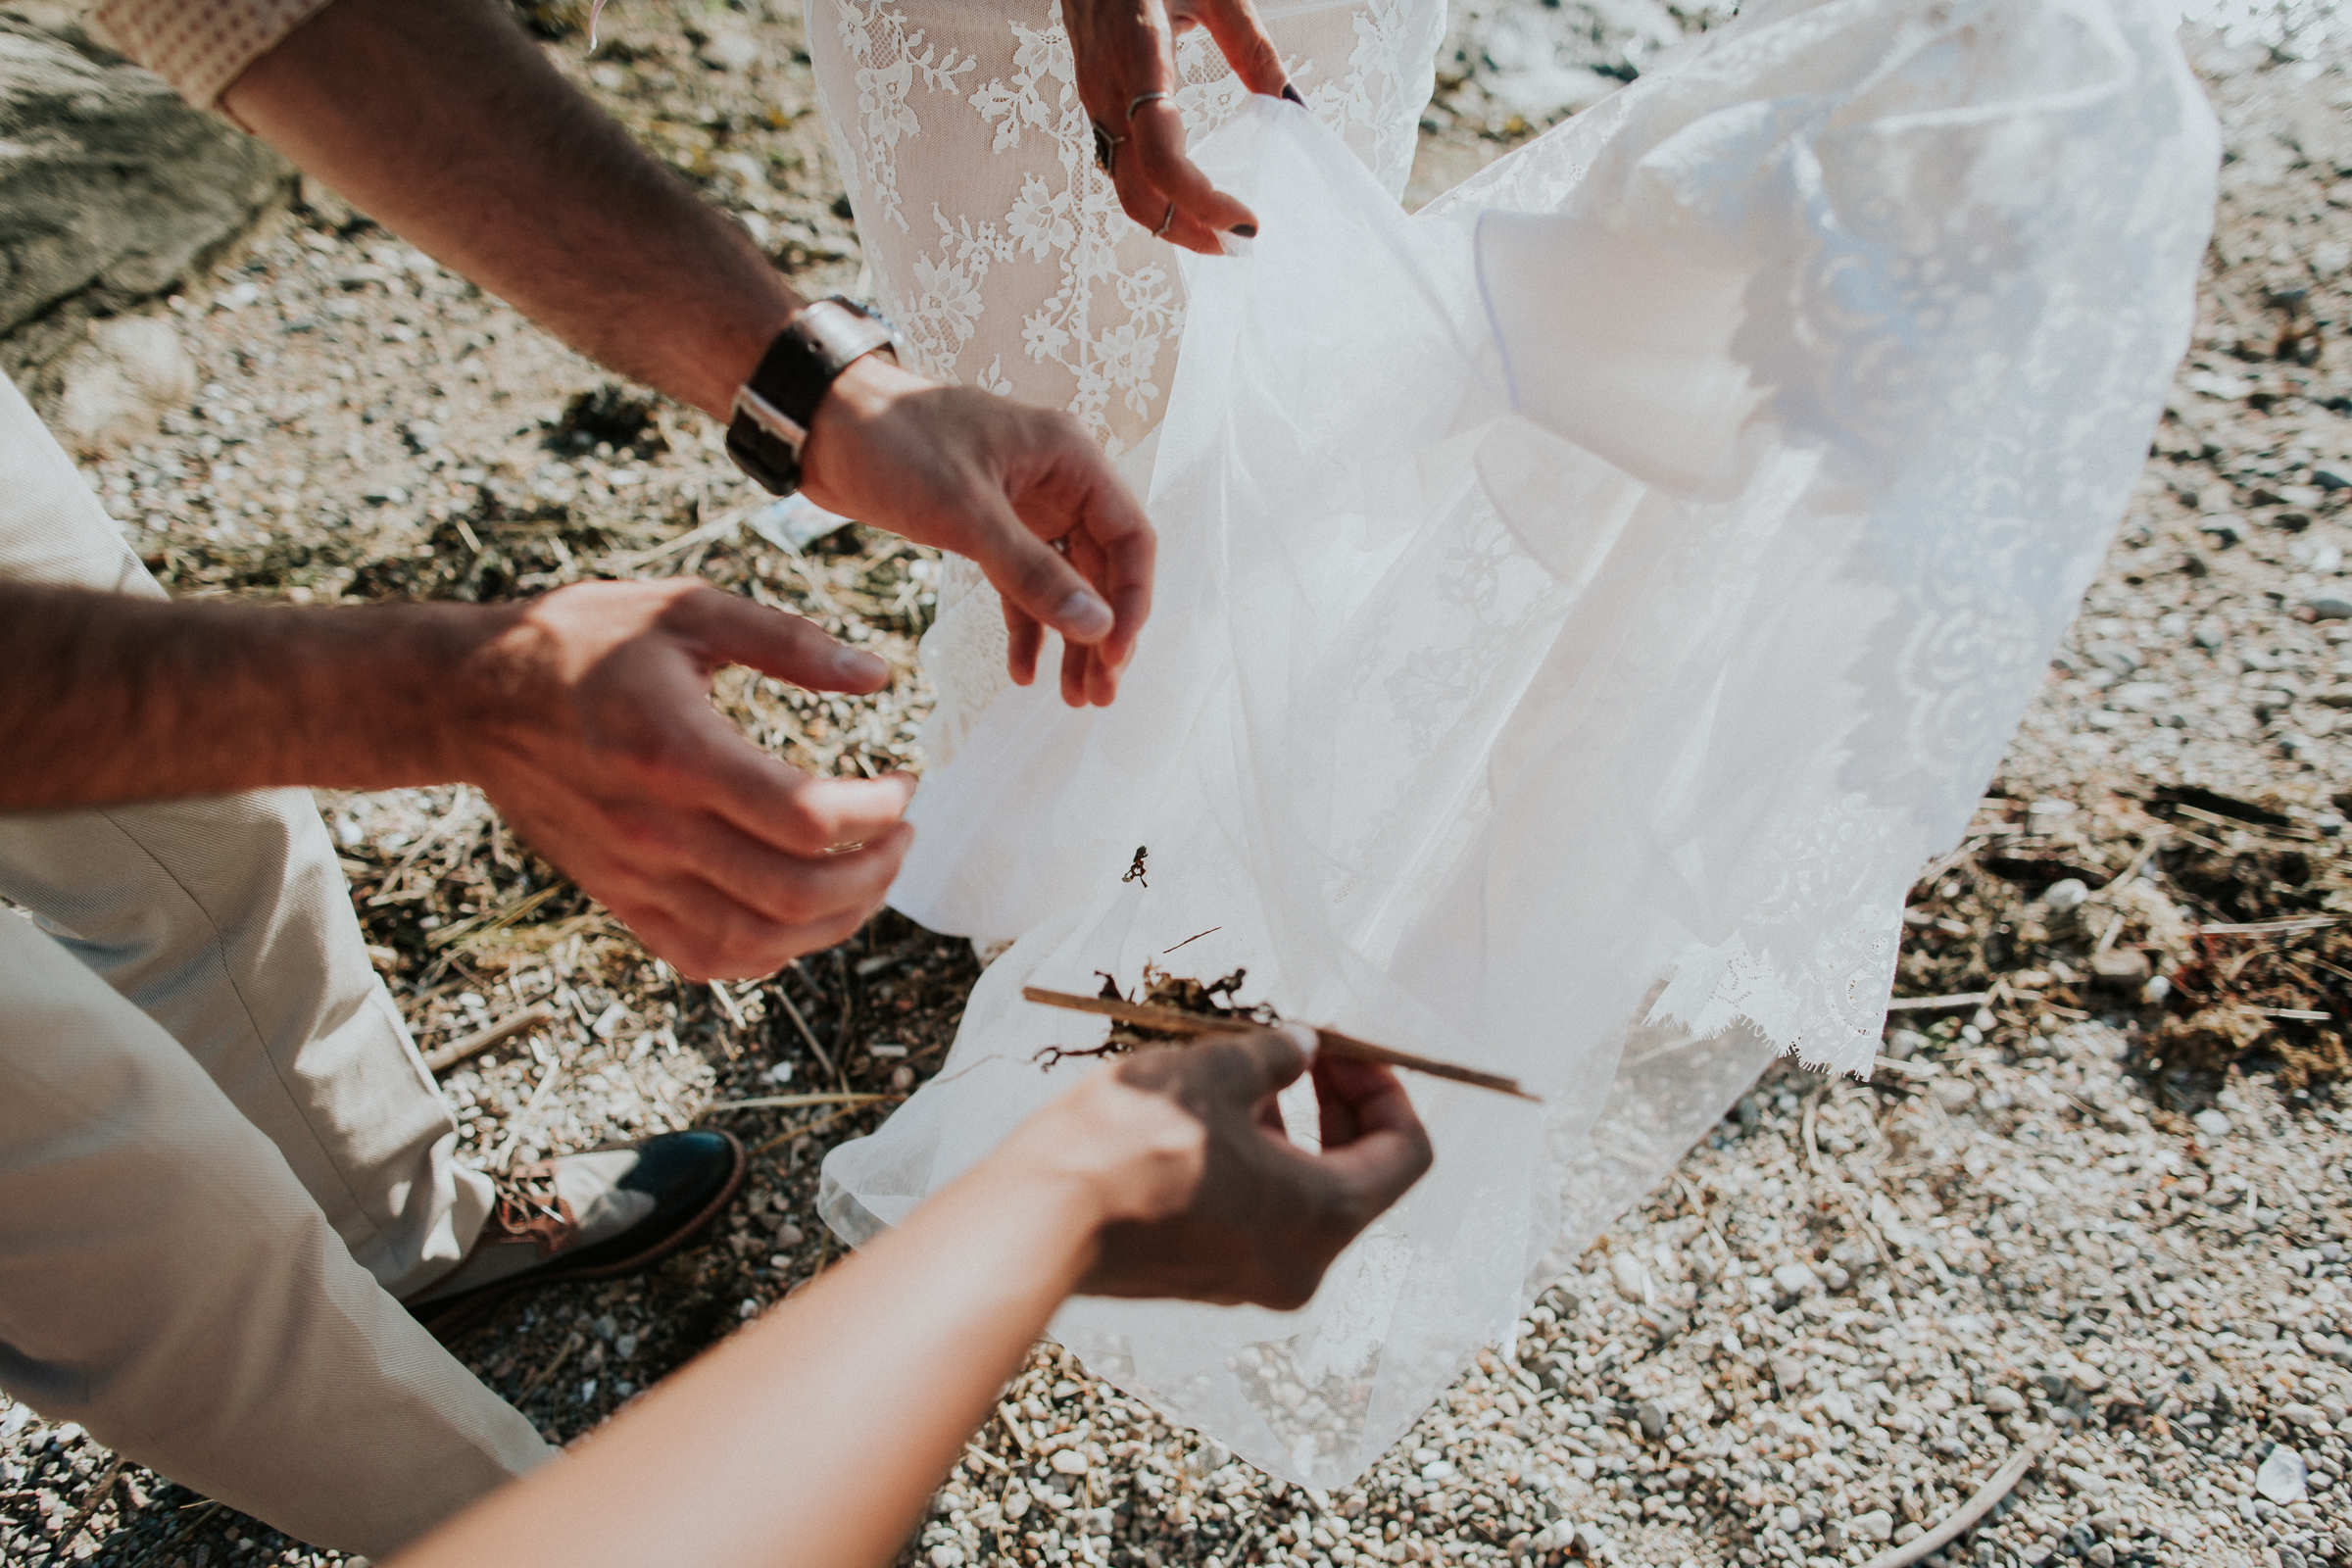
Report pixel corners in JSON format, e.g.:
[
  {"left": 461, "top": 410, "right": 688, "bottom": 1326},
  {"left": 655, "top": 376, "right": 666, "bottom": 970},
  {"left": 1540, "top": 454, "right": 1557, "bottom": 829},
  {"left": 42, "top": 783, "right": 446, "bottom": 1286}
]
[
  {"left": 749, "top": 1102, "right": 872, "bottom": 1159},
  {"left": 425, "top": 884, "right": 564, "bottom": 951},
  {"left": 515, "top": 1335, "right": 579, "bottom": 1399},
  {"left": 1802, "top": 1094, "right": 1891, "bottom": 1268},
  {"left": 772, "top": 982, "right": 847, "bottom": 1093},
  {"left": 2092, "top": 913, "right": 2128, "bottom": 957},
  {"left": 491, "top": 1058, "right": 564, "bottom": 1173},
  {"left": 41, "top": 1453, "right": 125, "bottom": 1567},
  {"left": 2195, "top": 914, "right": 2338, "bottom": 936},
  {"left": 1859, "top": 1446, "right": 2037, "bottom": 1568},
  {"left": 997, "top": 1403, "right": 1034, "bottom": 1453},
  {"left": 707, "top": 1091, "right": 899, "bottom": 1112},
  {"left": 422, "top": 1004, "right": 556, "bottom": 1074},
  {"left": 1020, "top": 988, "right": 1536, "bottom": 1100},
  {"left": 152, "top": 1498, "right": 223, "bottom": 1563},
  {"left": 1885, "top": 992, "right": 1990, "bottom": 1013}
]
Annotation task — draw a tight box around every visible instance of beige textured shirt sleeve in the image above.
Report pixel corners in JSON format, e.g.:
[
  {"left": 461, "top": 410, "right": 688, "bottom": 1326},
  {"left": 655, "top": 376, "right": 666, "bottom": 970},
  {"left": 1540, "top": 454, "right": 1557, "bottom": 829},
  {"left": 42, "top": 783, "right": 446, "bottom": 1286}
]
[{"left": 85, "top": 0, "right": 340, "bottom": 108}]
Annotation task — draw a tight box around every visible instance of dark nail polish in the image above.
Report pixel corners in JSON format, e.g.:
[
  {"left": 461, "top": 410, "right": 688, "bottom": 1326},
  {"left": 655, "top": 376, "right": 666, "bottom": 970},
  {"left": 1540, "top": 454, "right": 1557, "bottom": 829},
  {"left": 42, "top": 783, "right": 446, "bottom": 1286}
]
[
  {"left": 1281, "top": 83, "right": 1305, "bottom": 106},
  {"left": 1229, "top": 223, "right": 1257, "bottom": 238}
]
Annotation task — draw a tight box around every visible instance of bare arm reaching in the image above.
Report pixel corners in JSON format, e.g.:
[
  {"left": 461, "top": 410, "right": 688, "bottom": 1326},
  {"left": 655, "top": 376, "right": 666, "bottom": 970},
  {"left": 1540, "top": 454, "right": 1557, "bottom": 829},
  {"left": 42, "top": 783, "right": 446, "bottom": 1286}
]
[
  {"left": 218, "top": 0, "right": 1151, "bottom": 705},
  {"left": 0, "top": 579, "right": 912, "bottom": 977},
  {"left": 389, "top": 1030, "right": 1433, "bottom": 1568}
]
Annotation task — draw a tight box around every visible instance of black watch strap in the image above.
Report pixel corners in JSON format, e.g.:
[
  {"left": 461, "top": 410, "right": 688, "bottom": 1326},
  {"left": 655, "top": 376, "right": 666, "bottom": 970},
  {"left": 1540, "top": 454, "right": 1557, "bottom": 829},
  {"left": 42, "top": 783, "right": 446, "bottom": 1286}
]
[{"left": 724, "top": 297, "right": 898, "bottom": 496}]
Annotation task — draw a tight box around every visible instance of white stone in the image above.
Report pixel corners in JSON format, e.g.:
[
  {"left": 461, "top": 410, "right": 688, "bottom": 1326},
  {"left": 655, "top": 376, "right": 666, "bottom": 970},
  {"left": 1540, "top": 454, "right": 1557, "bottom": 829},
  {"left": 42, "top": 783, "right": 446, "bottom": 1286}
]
[
  {"left": 1983, "top": 1386, "right": 2026, "bottom": 1414},
  {"left": 1853, "top": 1509, "right": 1895, "bottom": 1542},
  {"left": 2193, "top": 1108, "right": 2232, "bottom": 1138},
  {"left": 2042, "top": 878, "right": 2091, "bottom": 912},
  {"left": 2257, "top": 1446, "right": 2308, "bottom": 1504},
  {"left": 699, "top": 30, "right": 761, "bottom": 71},
  {"left": 1050, "top": 1447, "right": 1091, "bottom": 1476},
  {"left": 1771, "top": 1262, "right": 1820, "bottom": 1297},
  {"left": 1932, "top": 1079, "right": 1978, "bottom": 1113},
  {"left": 55, "top": 316, "right": 196, "bottom": 456},
  {"left": 1611, "top": 1250, "right": 1649, "bottom": 1301}
]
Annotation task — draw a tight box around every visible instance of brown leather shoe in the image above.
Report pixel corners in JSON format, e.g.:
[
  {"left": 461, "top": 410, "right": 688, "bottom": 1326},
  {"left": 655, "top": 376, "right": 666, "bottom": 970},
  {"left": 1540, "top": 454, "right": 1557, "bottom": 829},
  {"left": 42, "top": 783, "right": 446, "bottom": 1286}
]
[{"left": 406, "top": 1129, "right": 747, "bottom": 1342}]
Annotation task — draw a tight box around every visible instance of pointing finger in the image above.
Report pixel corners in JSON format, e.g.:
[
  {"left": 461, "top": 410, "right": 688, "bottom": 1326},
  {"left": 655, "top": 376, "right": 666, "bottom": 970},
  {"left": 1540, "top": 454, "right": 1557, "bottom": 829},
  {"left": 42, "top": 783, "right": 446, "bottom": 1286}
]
[{"left": 670, "top": 586, "right": 891, "bottom": 694}]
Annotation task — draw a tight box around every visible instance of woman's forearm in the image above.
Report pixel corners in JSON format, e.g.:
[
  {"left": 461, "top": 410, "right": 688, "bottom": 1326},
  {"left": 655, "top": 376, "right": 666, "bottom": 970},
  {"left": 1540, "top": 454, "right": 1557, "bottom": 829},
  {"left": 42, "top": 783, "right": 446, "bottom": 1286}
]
[
  {"left": 387, "top": 1034, "right": 1430, "bottom": 1568},
  {"left": 390, "top": 1116, "right": 1118, "bottom": 1568}
]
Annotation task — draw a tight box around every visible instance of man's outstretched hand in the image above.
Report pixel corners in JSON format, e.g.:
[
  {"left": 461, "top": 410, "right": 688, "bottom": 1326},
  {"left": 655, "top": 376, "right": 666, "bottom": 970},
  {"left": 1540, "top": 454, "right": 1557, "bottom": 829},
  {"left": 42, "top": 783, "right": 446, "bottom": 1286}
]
[
  {"left": 459, "top": 580, "right": 915, "bottom": 979},
  {"left": 799, "top": 357, "right": 1154, "bottom": 709},
  {"left": 1011, "top": 1027, "right": 1434, "bottom": 1309},
  {"left": 221, "top": 0, "right": 1154, "bottom": 713}
]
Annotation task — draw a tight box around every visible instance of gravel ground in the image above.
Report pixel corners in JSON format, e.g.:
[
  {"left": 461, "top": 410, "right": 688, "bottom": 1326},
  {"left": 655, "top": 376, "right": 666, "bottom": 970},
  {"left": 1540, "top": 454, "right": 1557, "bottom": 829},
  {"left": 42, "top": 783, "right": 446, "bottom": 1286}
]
[{"left": 4, "top": 4, "right": 2351, "bottom": 1567}]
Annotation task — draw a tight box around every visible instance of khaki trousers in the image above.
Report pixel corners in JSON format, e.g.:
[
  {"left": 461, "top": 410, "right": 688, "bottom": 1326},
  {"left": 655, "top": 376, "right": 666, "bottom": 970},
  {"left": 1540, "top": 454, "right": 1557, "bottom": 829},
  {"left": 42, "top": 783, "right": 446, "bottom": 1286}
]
[{"left": 0, "top": 372, "right": 553, "bottom": 1556}]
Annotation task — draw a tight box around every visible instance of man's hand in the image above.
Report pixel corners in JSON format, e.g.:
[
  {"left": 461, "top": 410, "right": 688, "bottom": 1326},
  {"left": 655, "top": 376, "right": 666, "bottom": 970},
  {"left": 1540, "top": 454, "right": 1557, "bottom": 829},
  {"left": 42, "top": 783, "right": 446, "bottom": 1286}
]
[
  {"left": 800, "top": 357, "right": 1154, "bottom": 708},
  {"left": 1064, "top": 0, "right": 1293, "bottom": 255},
  {"left": 1017, "top": 1027, "right": 1433, "bottom": 1309},
  {"left": 224, "top": 0, "right": 1157, "bottom": 710},
  {"left": 459, "top": 580, "right": 914, "bottom": 978},
  {"left": 0, "top": 579, "right": 908, "bottom": 978}
]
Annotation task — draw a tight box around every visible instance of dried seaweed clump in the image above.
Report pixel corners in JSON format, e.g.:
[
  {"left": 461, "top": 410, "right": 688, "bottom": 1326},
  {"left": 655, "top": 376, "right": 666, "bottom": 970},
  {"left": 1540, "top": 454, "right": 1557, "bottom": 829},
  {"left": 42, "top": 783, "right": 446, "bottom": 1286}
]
[{"left": 1035, "top": 964, "right": 1280, "bottom": 1070}]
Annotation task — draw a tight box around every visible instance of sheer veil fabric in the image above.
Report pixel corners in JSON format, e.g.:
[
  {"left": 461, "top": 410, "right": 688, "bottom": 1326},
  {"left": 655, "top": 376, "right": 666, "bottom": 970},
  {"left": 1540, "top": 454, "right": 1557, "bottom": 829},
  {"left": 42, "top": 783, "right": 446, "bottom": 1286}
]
[{"left": 810, "top": 0, "right": 2218, "bottom": 1487}]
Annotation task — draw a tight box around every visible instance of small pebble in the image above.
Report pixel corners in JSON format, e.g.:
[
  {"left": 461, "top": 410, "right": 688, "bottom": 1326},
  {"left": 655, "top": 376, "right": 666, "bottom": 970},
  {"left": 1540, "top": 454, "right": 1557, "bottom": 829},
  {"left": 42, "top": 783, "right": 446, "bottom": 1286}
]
[{"left": 2257, "top": 1446, "right": 2308, "bottom": 1503}]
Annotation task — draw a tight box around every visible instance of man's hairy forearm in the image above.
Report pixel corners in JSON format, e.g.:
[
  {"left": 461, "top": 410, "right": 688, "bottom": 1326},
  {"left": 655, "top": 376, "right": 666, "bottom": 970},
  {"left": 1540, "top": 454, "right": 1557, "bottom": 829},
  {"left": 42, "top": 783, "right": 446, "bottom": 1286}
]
[
  {"left": 221, "top": 0, "right": 797, "bottom": 419},
  {"left": 0, "top": 585, "right": 502, "bottom": 810}
]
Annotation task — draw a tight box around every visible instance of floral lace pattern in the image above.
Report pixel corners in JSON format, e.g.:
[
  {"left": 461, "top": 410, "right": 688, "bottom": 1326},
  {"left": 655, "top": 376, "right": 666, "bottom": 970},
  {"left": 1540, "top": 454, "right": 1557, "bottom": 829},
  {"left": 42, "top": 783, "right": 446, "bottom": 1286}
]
[
  {"left": 812, "top": 0, "right": 1442, "bottom": 453},
  {"left": 809, "top": 0, "right": 1446, "bottom": 764}
]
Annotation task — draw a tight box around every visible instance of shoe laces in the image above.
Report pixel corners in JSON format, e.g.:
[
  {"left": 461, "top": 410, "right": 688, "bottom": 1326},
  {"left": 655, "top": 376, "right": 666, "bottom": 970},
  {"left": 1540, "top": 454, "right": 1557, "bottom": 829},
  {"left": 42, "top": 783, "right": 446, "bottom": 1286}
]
[{"left": 487, "top": 1161, "right": 578, "bottom": 1257}]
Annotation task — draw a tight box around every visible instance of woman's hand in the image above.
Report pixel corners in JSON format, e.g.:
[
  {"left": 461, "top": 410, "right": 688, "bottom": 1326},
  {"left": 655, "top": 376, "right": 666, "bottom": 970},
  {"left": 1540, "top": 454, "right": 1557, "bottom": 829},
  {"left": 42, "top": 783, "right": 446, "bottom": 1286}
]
[
  {"left": 1063, "top": 0, "right": 1295, "bottom": 255},
  {"left": 389, "top": 1022, "right": 1432, "bottom": 1568},
  {"left": 1003, "top": 1025, "right": 1435, "bottom": 1309}
]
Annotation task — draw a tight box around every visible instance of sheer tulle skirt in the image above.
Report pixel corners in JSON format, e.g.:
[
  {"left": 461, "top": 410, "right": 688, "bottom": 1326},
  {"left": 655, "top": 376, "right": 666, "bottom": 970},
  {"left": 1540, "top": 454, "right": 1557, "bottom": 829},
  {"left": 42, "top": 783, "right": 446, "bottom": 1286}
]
[{"left": 812, "top": 0, "right": 2217, "bottom": 1486}]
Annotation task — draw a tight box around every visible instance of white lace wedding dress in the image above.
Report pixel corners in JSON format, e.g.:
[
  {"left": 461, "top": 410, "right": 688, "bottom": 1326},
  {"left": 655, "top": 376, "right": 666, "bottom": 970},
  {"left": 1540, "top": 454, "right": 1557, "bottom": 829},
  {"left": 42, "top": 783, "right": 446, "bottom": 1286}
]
[
  {"left": 807, "top": 0, "right": 2218, "bottom": 1488},
  {"left": 808, "top": 0, "right": 1447, "bottom": 762}
]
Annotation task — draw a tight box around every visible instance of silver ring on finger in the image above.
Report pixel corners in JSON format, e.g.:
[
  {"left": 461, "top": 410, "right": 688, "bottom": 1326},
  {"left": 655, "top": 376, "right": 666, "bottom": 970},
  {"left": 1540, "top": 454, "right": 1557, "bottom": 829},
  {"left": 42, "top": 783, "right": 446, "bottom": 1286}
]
[
  {"left": 1050, "top": 535, "right": 1071, "bottom": 556},
  {"left": 1127, "top": 89, "right": 1171, "bottom": 120},
  {"left": 1154, "top": 201, "right": 1177, "bottom": 238}
]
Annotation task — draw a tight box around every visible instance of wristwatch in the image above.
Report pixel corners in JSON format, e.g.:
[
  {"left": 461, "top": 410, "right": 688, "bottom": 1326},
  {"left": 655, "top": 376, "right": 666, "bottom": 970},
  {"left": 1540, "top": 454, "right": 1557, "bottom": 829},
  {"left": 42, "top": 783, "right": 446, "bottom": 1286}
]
[{"left": 724, "top": 296, "right": 899, "bottom": 495}]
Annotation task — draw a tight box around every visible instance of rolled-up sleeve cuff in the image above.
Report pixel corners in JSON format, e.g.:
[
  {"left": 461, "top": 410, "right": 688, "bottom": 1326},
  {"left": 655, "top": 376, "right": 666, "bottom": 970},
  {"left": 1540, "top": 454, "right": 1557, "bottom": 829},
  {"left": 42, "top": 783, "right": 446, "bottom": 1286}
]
[{"left": 87, "top": 0, "right": 341, "bottom": 108}]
